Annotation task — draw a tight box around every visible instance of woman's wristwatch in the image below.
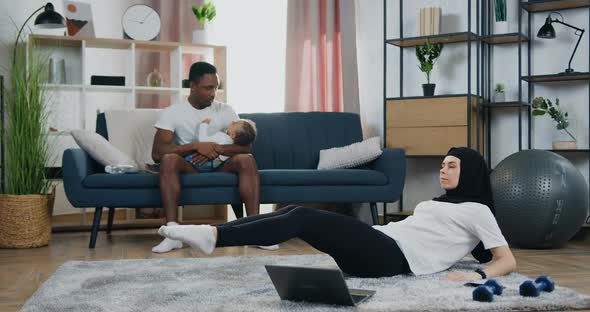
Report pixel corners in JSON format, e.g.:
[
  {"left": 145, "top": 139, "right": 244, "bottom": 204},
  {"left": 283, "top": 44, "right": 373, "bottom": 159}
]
[{"left": 474, "top": 268, "right": 487, "bottom": 279}]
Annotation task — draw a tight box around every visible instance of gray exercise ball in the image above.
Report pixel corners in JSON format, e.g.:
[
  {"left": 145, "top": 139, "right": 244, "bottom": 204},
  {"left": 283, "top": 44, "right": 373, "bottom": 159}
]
[{"left": 491, "top": 150, "right": 589, "bottom": 249}]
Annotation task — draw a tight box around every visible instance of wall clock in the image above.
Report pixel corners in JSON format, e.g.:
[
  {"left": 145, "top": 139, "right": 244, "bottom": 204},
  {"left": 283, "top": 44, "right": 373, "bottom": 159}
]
[{"left": 122, "top": 4, "right": 161, "bottom": 41}]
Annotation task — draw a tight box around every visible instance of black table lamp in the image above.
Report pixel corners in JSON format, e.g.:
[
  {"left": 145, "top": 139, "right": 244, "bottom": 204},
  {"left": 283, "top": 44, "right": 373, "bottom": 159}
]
[
  {"left": 12, "top": 2, "right": 66, "bottom": 64},
  {"left": 537, "top": 12, "right": 585, "bottom": 74}
]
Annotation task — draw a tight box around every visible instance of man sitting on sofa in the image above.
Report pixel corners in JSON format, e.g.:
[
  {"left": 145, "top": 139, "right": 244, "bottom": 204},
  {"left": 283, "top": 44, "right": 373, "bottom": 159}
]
[{"left": 150, "top": 62, "right": 260, "bottom": 253}]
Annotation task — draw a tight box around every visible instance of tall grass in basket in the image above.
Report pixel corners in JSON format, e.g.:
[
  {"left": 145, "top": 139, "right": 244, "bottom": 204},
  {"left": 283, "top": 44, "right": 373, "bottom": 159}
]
[{"left": 2, "top": 37, "right": 51, "bottom": 195}]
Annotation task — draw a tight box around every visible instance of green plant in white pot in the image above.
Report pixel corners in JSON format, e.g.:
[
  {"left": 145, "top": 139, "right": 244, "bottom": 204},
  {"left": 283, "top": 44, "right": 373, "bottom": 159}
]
[
  {"left": 0, "top": 36, "right": 54, "bottom": 248},
  {"left": 192, "top": 1, "right": 217, "bottom": 45},
  {"left": 495, "top": 0, "right": 508, "bottom": 33},
  {"left": 532, "top": 96, "right": 577, "bottom": 150},
  {"left": 494, "top": 83, "right": 505, "bottom": 102}
]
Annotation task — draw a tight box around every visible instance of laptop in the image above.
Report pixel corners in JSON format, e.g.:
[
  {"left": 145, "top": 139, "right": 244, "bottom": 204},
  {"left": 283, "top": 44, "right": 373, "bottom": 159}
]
[{"left": 265, "top": 264, "right": 376, "bottom": 306}]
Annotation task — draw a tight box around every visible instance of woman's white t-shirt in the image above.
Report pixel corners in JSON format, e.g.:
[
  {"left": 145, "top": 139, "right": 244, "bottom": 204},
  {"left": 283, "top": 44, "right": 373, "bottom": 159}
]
[
  {"left": 154, "top": 100, "right": 239, "bottom": 145},
  {"left": 373, "top": 200, "right": 508, "bottom": 275}
]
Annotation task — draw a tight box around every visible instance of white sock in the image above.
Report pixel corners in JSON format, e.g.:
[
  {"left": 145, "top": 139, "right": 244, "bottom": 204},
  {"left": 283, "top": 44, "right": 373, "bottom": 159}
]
[
  {"left": 159, "top": 224, "right": 216, "bottom": 255},
  {"left": 256, "top": 244, "right": 280, "bottom": 250},
  {"left": 152, "top": 222, "right": 183, "bottom": 253}
]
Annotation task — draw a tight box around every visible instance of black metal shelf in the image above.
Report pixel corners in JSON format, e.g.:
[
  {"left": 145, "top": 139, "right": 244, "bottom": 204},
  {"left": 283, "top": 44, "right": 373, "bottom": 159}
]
[
  {"left": 522, "top": 0, "right": 590, "bottom": 13},
  {"left": 481, "top": 33, "right": 529, "bottom": 45},
  {"left": 521, "top": 72, "right": 590, "bottom": 82},
  {"left": 386, "top": 93, "right": 478, "bottom": 101},
  {"left": 386, "top": 32, "right": 478, "bottom": 48},
  {"left": 480, "top": 101, "right": 530, "bottom": 108},
  {"left": 546, "top": 149, "right": 590, "bottom": 153}
]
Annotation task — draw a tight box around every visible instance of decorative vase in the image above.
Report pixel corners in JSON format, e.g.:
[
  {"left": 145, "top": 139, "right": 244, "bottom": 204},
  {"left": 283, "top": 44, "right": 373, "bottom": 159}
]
[
  {"left": 495, "top": 21, "right": 509, "bottom": 34},
  {"left": 146, "top": 69, "right": 164, "bottom": 87},
  {"left": 192, "top": 23, "right": 209, "bottom": 45},
  {"left": 552, "top": 119, "right": 577, "bottom": 150},
  {"left": 422, "top": 83, "right": 436, "bottom": 96},
  {"left": 493, "top": 91, "right": 505, "bottom": 103}
]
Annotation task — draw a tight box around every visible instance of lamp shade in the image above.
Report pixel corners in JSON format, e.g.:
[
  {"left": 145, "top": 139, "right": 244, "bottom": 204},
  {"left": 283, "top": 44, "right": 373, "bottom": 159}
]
[
  {"left": 537, "top": 16, "right": 556, "bottom": 39},
  {"left": 34, "top": 3, "right": 65, "bottom": 29}
]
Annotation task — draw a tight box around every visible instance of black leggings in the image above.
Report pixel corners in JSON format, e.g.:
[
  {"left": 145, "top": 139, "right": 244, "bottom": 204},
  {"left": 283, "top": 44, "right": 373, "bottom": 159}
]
[{"left": 216, "top": 205, "right": 411, "bottom": 278}]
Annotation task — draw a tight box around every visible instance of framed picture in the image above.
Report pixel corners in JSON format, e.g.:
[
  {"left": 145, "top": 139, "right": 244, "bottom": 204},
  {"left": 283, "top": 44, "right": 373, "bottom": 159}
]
[{"left": 64, "top": 1, "right": 95, "bottom": 38}]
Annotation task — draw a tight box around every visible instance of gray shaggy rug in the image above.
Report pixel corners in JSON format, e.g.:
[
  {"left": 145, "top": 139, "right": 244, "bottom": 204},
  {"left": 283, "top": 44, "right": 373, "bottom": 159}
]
[{"left": 22, "top": 254, "right": 590, "bottom": 312}]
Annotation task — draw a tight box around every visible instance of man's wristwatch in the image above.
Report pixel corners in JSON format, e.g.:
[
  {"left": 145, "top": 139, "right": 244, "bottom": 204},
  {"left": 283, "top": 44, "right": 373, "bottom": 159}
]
[{"left": 475, "top": 268, "right": 487, "bottom": 279}]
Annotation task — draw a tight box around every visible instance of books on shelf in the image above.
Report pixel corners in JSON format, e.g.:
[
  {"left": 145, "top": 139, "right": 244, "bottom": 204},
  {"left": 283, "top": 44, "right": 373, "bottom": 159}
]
[{"left": 419, "top": 7, "right": 441, "bottom": 37}]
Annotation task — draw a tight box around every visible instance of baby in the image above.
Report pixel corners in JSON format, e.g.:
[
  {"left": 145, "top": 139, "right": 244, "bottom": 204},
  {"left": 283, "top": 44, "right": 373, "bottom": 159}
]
[{"left": 185, "top": 118, "right": 257, "bottom": 171}]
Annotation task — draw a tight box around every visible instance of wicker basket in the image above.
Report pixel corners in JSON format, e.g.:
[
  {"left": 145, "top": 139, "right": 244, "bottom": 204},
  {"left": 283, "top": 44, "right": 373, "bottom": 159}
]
[{"left": 0, "top": 189, "right": 55, "bottom": 248}]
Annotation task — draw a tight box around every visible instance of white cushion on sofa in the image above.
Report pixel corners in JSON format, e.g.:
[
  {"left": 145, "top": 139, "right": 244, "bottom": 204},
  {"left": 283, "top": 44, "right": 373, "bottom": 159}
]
[
  {"left": 317, "top": 137, "right": 383, "bottom": 170},
  {"left": 104, "top": 110, "right": 160, "bottom": 170},
  {"left": 70, "top": 129, "right": 137, "bottom": 167}
]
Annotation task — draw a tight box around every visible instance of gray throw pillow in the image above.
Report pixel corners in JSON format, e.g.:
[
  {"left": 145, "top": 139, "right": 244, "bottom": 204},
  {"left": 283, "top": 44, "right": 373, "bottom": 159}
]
[
  {"left": 70, "top": 129, "right": 138, "bottom": 168},
  {"left": 317, "top": 137, "right": 383, "bottom": 169}
]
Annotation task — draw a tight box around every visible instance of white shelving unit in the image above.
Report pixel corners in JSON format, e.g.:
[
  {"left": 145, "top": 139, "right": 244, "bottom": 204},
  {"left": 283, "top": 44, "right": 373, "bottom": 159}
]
[
  {"left": 28, "top": 34, "right": 229, "bottom": 226},
  {"left": 29, "top": 34, "right": 228, "bottom": 168}
]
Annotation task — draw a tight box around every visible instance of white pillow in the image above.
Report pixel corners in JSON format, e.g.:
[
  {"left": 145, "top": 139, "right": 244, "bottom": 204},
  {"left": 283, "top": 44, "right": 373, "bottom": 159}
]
[
  {"left": 70, "top": 129, "right": 138, "bottom": 168},
  {"left": 317, "top": 137, "right": 383, "bottom": 170}
]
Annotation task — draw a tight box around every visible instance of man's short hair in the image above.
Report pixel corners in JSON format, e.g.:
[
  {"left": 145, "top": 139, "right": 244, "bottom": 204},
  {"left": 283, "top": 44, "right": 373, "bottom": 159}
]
[
  {"left": 233, "top": 119, "right": 257, "bottom": 146},
  {"left": 189, "top": 62, "right": 217, "bottom": 83}
]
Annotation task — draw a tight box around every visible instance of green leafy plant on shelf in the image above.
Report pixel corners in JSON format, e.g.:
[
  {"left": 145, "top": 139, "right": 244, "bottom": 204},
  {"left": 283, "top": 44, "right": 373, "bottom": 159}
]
[
  {"left": 532, "top": 96, "right": 576, "bottom": 142},
  {"left": 192, "top": 2, "right": 217, "bottom": 25},
  {"left": 494, "top": 83, "right": 505, "bottom": 93},
  {"left": 415, "top": 39, "right": 443, "bottom": 84}
]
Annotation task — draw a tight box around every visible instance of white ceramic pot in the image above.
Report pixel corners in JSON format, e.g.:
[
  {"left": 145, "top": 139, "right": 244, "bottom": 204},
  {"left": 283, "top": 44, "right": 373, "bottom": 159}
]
[
  {"left": 493, "top": 91, "right": 505, "bottom": 103},
  {"left": 192, "top": 29, "right": 209, "bottom": 45},
  {"left": 495, "top": 21, "right": 509, "bottom": 34}
]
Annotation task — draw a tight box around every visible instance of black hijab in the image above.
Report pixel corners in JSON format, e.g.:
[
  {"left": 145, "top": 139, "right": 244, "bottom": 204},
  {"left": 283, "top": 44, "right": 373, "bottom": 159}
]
[{"left": 432, "top": 147, "right": 495, "bottom": 263}]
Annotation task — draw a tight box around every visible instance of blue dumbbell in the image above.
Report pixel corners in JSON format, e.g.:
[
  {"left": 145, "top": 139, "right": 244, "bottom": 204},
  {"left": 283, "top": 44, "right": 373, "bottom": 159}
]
[
  {"left": 473, "top": 279, "right": 504, "bottom": 302},
  {"left": 519, "top": 275, "right": 555, "bottom": 297}
]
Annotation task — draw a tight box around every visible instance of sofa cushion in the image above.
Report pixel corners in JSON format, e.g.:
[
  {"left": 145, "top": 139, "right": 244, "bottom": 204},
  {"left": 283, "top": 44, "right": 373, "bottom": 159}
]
[
  {"left": 70, "top": 129, "right": 138, "bottom": 168},
  {"left": 317, "top": 137, "right": 383, "bottom": 169},
  {"left": 82, "top": 169, "right": 387, "bottom": 188},
  {"left": 83, "top": 172, "right": 238, "bottom": 188},
  {"left": 240, "top": 112, "right": 363, "bottom": 170},
  {"left": 259, "top": 169, "right": 388, "bottom": 186}
]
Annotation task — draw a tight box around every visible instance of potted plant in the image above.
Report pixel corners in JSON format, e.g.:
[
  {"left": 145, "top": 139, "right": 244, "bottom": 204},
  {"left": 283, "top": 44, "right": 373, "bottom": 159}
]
[
  {"left": 192, "top": 1, "right": 217, "bottom": 45},
  {"left": 495, "top": 0, "right": 508, "bottom": 33},
  {"left": 494, "top": 83, "right": 505, "bottom": 102},
  {"left": 532, "top": 96, "right": 577, "bottom": 149},
  {"left": 0, "top": 37, "right": 54, "bottom": 248},
  {"left": 416, "top": 39, "right": 443, "bottom": 96}
]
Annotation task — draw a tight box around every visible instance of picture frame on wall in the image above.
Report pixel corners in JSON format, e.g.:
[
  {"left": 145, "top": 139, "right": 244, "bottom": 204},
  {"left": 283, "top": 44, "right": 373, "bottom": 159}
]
[{"left": 63, "top": 0, "right": 95, "bottom": 38}]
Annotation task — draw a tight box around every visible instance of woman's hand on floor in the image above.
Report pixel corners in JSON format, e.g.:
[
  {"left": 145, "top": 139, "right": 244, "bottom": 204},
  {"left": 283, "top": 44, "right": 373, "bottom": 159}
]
[{"left": 446, "top": 271, "right": 481, "bottom": 281}]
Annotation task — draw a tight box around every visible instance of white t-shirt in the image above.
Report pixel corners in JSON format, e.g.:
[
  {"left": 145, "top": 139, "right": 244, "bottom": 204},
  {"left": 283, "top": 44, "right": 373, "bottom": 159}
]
[
  {"left": 373, "top": 200, "right": 508, "bottom": 275},
  {"left": 198, "top": 123, "right": 233, "bottom": 161},
  {"left": 154, "top": 100, "right": 239, "bottom": 146}
]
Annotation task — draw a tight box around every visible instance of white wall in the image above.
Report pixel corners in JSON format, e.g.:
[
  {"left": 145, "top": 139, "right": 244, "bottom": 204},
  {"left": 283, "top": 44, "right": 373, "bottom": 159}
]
[
  {"left": 356, "top": 0, "right": 589, "bottom": 212},
  {"left": 0, "top": 0, "right": 287, "bottom": 113}
]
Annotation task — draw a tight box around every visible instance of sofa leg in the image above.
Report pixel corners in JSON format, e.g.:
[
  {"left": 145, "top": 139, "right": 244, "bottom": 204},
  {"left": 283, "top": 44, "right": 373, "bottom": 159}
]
[
  {"left": 106, "top": 207, "right": 115, "bottom": 234},
  {"left": 89, "top": 207, "right": 103, "bottom": 248},
  {"left": 231, "top": 204, "right": 244, "bottom": 219},
  {"left": 370, "top": 202, "right": 379, "bottom": 225}
]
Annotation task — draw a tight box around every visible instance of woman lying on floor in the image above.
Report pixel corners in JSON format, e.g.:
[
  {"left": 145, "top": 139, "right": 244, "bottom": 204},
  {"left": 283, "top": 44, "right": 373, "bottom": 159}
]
[{"left": 158, "top": 147, "right": 517, "bottom": 280}]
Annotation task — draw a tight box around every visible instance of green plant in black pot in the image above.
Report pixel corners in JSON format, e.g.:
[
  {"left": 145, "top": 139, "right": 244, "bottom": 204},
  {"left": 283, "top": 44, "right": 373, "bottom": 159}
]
[
  {"left": 532, "top": 96, "right": 576, "bottom": 149},
  {"left": 416, "top": 39, "right": 443, "bottom": 96}
]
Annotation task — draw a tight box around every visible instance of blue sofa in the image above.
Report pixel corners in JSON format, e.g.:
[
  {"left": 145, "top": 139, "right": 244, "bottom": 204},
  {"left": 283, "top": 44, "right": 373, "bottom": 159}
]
[{"left": 63, "top": 112, "right": 406, "bottom": 248}]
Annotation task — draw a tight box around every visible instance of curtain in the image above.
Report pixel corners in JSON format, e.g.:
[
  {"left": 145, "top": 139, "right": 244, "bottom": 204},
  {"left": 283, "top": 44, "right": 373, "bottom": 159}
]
[{"left": 285, "top": 0, "right": 344, "bottom": 112}]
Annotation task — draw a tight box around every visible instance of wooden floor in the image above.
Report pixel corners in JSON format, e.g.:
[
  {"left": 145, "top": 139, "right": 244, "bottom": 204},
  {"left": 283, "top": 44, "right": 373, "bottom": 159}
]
[{"left": 0, "top": 228, "right": 588, "bottom": 312}]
